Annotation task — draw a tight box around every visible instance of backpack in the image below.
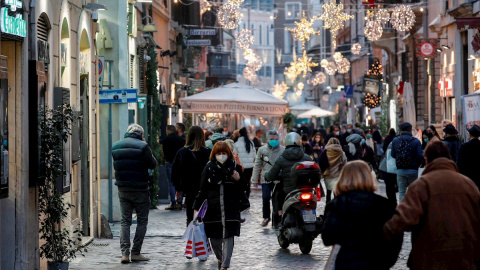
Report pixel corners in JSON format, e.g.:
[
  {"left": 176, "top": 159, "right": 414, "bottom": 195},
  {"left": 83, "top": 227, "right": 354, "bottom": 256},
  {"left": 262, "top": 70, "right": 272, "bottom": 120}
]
[{"left": 395, "top": 137, "right": 414, "bottom": 168}]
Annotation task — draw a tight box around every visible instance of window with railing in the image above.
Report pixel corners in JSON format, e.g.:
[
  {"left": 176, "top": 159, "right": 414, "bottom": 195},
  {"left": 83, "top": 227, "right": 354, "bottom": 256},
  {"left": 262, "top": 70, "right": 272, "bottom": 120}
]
[{"left": 285, "top": 2, "right": 302, "bottom": 20}]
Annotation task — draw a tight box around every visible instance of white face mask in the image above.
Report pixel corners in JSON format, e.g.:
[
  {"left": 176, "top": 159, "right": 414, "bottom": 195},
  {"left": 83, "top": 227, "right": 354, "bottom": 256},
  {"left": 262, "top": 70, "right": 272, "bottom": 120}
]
[
  {"left": 216, "top": 154, "right": 228, "bottom": 164},
  {"left": 335, "top": 131, "right": 340, "bottom": 136},
  {"left": 315, "top": 138, "right": 321, "bottom": 142}
]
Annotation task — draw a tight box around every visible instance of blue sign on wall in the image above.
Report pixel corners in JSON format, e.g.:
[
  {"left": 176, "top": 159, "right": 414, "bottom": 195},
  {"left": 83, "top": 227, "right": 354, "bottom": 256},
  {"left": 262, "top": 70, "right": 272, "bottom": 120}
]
[
  {"left": 344, "top": 85, "right": 354, "bottom": 98},
  {"left": 99, "top": 89, "right": 138, "bottom": 104}
]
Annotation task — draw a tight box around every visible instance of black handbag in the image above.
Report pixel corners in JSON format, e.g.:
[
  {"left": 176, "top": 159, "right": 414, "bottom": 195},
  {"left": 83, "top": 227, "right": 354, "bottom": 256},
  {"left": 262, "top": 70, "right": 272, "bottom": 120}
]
[{"left": 239, "top": 194, "right": 250, "bottom": 212}]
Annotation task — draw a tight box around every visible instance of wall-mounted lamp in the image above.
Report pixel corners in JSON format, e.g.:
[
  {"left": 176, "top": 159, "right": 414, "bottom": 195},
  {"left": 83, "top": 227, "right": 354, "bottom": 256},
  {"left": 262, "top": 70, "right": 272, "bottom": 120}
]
[
  {"left": 436, "top": 47, "right": 442, "bottom": 53},
  {"left": 161, "top": 50, "right": 171, "bottom": 57},
  {"left": 468, "top": 55, "right": 477, "bottom": 61},
  {"left": 140, "top": 15, "right": 157, "bottom": 33},
  {"left": 442, "top": 44, "right": 451, "bottom": 50},
  {"left": 83, "top": 3, "right": 107, "bottom": 23}
]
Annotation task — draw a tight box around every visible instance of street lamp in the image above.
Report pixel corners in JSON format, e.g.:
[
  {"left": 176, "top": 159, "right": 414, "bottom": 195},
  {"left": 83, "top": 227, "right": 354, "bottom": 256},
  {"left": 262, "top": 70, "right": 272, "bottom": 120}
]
[{"left": 140, "top": 15, "right": 157, "bottom": 33}]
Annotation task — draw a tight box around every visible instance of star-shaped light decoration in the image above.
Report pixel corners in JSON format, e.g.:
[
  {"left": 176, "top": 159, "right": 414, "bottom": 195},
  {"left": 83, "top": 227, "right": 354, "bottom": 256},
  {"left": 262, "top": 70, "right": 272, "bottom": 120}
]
[
  {"left": 272, "top": 81, "right": 289, "bottom": 98},
  {"left": 285, "top": 11, "right": 320, "bottom": 49},
  {"left": 315, "top": 0, "right": 354, "bottom": 49},
  {"left": 284, "top": 50, "right": 319, "bottom": 80}
]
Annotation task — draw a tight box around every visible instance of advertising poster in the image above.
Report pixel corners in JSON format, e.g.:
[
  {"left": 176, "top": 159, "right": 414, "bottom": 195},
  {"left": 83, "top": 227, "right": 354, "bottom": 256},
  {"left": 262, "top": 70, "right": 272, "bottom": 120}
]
[{"left": 462, "top": 93, "right": 480, "bottom": 128}]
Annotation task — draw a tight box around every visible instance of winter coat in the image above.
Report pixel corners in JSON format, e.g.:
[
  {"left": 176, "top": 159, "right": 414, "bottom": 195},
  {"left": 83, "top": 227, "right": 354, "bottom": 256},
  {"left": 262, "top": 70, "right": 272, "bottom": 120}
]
[
  {"left": 382, "top": 135, "right": 395, "bottom": 154},
  {"left": 384, "top": 158, "right": 480, "bottom": 269},
  {"left": 162, "top": 132, "right": 185, "bottom": 163},
  {"left": 310, "top": 140, "right": 324, "bottom": 163},
  {"left": 252, "top": 144, "right": 285, "bottom": 184},
  {"left": 391, "top": 133, "right": 423, "bottom": 171},
  {"left": 301, "top": 143, "right": 313, "bottom": 156},
  {"left": 205, "top": 133, "right": 227, "bottom": 149},
  {"left": 362, "top": 145, "right": 378, "bottom": 171},
  {"left": 171, "top": 146, "right": 211, "bottom": 195},
  {"left": 234, "top": 137, "right": 256, "bottom": 169},
  {"left": 265, "top": 146, "right": 312, "bottom": 194},
  {"left": 443, "top": 135, "right": 462, "bottom": 163},
  {"left": 318, "top": 144, "right": 346, "bottom": 191},
  {"left": 193, "top": 159, "right": 244, "bottom": 238},
  {"left": 112, "top": 132, "right": 158, "bottom": 191},
  {"left": 322, "top": 190, "right": 402, "bottom": 270},
  {"left": 325, "top": 133, "right": 341, "bottom": 145},
  {"left": 343, "top": 143, "right": 363, "bottom": 161},
  {"left": 457, "top": 138, "right": 480, "bottom": 190},
  {"left": 340, "top": 132, "right": 354, "bottom": 147}
]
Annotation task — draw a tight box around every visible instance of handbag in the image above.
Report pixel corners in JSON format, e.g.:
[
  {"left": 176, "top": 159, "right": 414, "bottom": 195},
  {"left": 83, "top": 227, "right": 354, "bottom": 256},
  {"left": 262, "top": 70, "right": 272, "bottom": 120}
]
[
  {"left": 386, "top": 149, "right": 397, "bottom": 174},
  {"left": 324, "top": 244, "right": 341, "bottom": 270},
  {"left": 239, "top": 193, "right": 250, "bottom": 212}
]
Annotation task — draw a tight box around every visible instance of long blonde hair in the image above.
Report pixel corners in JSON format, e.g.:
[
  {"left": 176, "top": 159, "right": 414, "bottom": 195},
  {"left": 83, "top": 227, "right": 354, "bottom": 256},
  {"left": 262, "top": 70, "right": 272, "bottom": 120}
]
[
  {"left": 185, "top": 126, "right": 205, "bottom": 151},
  {"left": 334, "top": 160, "right": 377, "bottom": 196}
]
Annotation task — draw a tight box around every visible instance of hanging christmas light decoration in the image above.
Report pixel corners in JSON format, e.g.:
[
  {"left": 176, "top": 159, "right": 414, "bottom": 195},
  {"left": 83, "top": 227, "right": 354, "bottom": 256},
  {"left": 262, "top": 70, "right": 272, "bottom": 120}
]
[
  {"left": 200, "top": 0, "right": 211, "bottom": 15},
  {"left": 246, "top": 53, "right": 263, "bottom": 72},
  {"left": 324, "top": 61, "right": 337, "bottom": 75},
  {"left": 390, "top": 5, "right": 415, "bottom": 32},
  {"left": 295, "top": 90, "right": 303, "bottom": 96},
  {"left": 243, "top": 48, "right": 256, "bottom": 62},
  {"left": 367, "top": 58, "right": 383, "bottom": 79},
  {"left": 243, "top": 66, "right": 258, "bottom": 82},
  {"left": 218, "top": 3, "right": 243, "bottom": 30},
  {"left": 336, "top": 58, "right": 350, "bottom": 74},
  {"left": 228, "top": 0, "right": 244, "bottom": 6},
  {"left": 285, "top": 11, "right": 321, "bottom": 49},
  {"left": 236, "top": 29, "right": 254, "bottom": 49},
  {"left": 351, "top": 43, "right": 361, "bottom": 54},
  {"left": 320, "top": 59, "right": 329, "bottom": 68},
  {"left": 272, "top": 81, "right": 289, "bottom": 98},
  {"left": 315, "top": 0, "right": 354, "bottom": 49},
  {"left": 295, "top": 50, "right": 319, "bottom": 78},
  {"left": 284, "top": 64, "right": 299, "bottom": 81},
  {"left": 362, "top": 93, "right": 382, "bottom": 108},
  {"left": 375, "top": 9, "right": 390, "bottom": 24},
  {"left": 364, "top": 19, "right": 383, "bottom": 41},
  {"left": 333, "top": 52, "right": 343, "bottom": 63},
  {"left": 308, "top": 72, "right": 326, "bottom": 85}
]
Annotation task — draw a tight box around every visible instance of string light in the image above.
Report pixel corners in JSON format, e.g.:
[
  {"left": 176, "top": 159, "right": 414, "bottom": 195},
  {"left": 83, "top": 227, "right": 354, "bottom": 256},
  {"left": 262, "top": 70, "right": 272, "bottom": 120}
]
[
  {"left": 362, "top": 93, "right": 382, "bottom": 108},
  {"left": 228, "top": 0, "right": 244, "bottom": 6},
  {"left": 364, "top": 19, "right": 383, "bottom": 41},
  {"left": 243, "top": 48, "right": 256, "bottom": 62},
  {"left": 284, "top": 64, "right": 299, "bottom": 81},
  {"left": 324, "top": 61, "right": 337, "bottom": 75},
  {"left": 367, "top": 58, "right": 383, "bottom": 79},
  {"left": 295, "top": 50, "right": 319, "bottom": 78},
  {"left": 236, "top": 29, "right": 254, "bottom": 49},
  {"left": 351, "top": 43, "right": 361, "bottom": 54},
  {"left": 320, "top": 59, "right": 329, "bottom": 68},
  {"left": 315, "top": 0, "right": 354, "bottom": 49},
  {"left": 285, "top": 11, "right": 320, "bottom": 49},
  {"left": 243, "top": 66, "right": 258, "bottom": 82},
  {"left": 375, "top": 9, "right": 390, "bottom": 24},
  {"left": 333, "top": 52, "right": 343, "bottom": 63},
  {"left": 272, "top": 81, "right": 289, "bottom": 98},
  {"left": 308, "top": 72, "right": 326, "bottom": 85},
  {"left": 200, "top": 0, "right": 211, "bottom": 15},
  {"left": 336, "top": 58, "right": 350, "bottom": 74},
  {"left": 246, "top": 52, "right": 263, "bottom": 72},
  {"left": 390, "top": 5, "right": 415, "bottom": 32},
  {"left": 218, "top": 3, "right": 243, "bottom": 29}
]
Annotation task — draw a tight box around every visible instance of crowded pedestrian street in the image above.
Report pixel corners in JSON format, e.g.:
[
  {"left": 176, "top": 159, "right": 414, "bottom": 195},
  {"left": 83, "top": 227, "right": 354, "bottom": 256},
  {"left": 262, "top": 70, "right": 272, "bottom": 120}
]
[{"left": 70, "top": 185, "right": 410, "bottom": 270}]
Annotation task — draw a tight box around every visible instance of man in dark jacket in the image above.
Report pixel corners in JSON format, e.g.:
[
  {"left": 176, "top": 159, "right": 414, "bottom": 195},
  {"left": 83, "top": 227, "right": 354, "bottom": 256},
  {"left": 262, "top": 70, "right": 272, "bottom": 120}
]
[
  {"left": 340, "top": 124, "right": 354, "bottom": 146},
  {"left": 457, "top": 124, "right": 480, "bottom": 190},
  {"left": 162, "top": 125, "right": 185, "bottom": 210},
  {"left": 112, "top": 124, "right": 157, "bottom": 263},
  {"left": 442, "top": 124, "right": 461, "bottom": 163},
  {"left": 391, "top": 122, "right": 423, "bottom": 201},
  {"left": 325, "top": 124, "right": 341, "bottom": 144},
  {"left": 265, "top": 132, "right": 312, "bottom": 227}
]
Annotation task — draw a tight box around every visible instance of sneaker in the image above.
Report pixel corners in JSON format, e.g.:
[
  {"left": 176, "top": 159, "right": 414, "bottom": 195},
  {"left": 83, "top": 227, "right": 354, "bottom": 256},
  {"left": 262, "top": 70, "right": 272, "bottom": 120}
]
[
  {"left": 175, "top": 204, "right": 182, "bottom": 210},
  {"left": 261, "top": 218, "right": 271, "bottom": 227},
  {"left": 121, "top": 255, "right": 130, "bottom": 264},
  {"left": 131, "top": 254, "right": 150, "bottom": 261},
  {"left": 165, "top": 204, "right": 176, "bottom": 210}
]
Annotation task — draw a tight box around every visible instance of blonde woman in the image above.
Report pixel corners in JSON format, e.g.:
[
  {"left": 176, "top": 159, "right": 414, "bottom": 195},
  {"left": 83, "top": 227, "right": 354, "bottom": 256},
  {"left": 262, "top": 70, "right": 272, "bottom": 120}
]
[
  {"left": 321, "top": 160, "right": 402, "bottom": 269},
  {"left": 318, "top": 138, "right": 346, "bottom": 203}
]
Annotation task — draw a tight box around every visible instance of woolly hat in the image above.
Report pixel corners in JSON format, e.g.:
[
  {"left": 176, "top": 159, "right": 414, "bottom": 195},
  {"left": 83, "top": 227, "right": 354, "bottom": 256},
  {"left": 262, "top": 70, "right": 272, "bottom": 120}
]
[
  {"left": 443, "top": 124, "right": 458, "bottom": 135},
  {"left": 346, "top": 134, "right": 362, "bottom": 144}
]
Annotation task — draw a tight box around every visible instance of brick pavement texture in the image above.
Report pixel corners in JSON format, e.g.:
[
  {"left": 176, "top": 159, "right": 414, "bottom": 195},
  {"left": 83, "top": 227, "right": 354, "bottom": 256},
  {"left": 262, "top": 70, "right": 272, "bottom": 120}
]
[{"left": 70, "top": 182, "right": 410, "bottom": 269}]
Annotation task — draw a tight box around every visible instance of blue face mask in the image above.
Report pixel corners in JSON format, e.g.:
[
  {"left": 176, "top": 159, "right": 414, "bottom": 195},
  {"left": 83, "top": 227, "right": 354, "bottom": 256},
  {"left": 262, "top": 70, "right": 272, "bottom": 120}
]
[
  {"left": 268, "top": 139, "right": 279, "bottom": 148},
  {"left": 347, "top": 129, "right": 352, "bottom": 133},
  {"left": 2, "top": 139, "right": 6, "bottom": 148},
  {"left": 424, "top": 138, "right": 429, "bottom": 143},
  {"left": 361, "top": 139, "right": 366, "bottom": 145},
  {"left": 366, "top": 134, "right": 372, "bottom": 139}
]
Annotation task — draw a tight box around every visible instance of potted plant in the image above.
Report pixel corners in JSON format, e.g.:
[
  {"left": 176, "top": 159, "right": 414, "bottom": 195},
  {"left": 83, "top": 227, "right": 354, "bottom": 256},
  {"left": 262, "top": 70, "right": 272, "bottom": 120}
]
[
  {"left": 283, "top": 112, "right": 295, "bottom": 131},
  {"left": 38, "top": 104, "right": 85, "bottom": 270}
]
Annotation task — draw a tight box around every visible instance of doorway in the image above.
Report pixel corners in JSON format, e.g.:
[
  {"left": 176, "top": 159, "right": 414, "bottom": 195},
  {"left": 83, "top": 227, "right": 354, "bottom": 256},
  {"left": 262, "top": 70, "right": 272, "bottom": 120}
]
[{"left": 80, "top": 76, "right": 90, "bottom": 236}]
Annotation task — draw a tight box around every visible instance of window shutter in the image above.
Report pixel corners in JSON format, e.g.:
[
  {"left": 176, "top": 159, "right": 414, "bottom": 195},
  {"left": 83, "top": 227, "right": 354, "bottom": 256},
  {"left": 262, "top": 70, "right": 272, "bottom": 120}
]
[
  {"left": 130, "top": 55, "right": 135, "bottom": 88},
  {"left": 137, "top": 47, "right": 145, "bottom": 94}
]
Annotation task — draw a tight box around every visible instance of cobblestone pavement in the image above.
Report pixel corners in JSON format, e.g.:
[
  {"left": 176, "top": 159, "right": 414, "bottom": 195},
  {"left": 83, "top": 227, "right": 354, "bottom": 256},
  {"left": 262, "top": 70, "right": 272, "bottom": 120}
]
[{"left": 70, "top": 181, "right": 410, "bottom": 269}]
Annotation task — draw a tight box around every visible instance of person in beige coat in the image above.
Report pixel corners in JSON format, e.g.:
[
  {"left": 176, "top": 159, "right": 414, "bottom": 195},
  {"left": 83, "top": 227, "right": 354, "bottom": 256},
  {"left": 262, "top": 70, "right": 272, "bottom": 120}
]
[{"left": 318, "top": 138, "right": 347, "bottom": 203}]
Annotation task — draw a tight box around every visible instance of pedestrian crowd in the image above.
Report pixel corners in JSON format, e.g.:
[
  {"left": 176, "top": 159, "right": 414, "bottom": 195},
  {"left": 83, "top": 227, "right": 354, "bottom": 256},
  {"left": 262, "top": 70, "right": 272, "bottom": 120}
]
[{"left": 111, "top": 120, "right": 480, "bottom": 269}]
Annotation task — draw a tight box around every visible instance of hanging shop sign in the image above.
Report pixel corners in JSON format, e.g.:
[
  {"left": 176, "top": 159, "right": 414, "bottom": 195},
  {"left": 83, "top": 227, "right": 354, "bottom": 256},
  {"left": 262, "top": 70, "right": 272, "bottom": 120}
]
[
  {"left": 99, "top": 89, "right": 138, "bottom": 104},
  {"left": 438, "top": 77, "right": 453, "bottom": 97},
  {"left": 362, "top": 75, "right": 381, "bottom": 95},
  {"left": 0, "top": 0, "right": 26, "bottom": 38},
  {"left": 189, "top": 29, "right": 216, "bottom": 36},
  {"left": 462, "top": 93, "right": 480, "bottom": 129},
  {"left": 344, "top": 85, "right": 354, "bottom": 98},
  {"left": 185, "top": 39, "right": 211, "bottom": 46},
  {"left": 416, "top": 38, "right": 439, "bottom": 59}
]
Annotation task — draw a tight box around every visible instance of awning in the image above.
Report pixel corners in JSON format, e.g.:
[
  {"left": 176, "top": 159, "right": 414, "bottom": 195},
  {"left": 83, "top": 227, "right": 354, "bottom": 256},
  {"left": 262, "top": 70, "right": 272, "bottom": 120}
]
[{"left": 456, "top": 17, "right": 480, "bottom": 30}]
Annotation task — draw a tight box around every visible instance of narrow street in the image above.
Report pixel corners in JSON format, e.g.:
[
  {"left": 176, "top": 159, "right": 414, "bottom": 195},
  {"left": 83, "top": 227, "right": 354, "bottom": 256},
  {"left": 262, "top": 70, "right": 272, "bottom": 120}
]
[{"left": 70, "top": 182, "right": 410, "bottom": 269}]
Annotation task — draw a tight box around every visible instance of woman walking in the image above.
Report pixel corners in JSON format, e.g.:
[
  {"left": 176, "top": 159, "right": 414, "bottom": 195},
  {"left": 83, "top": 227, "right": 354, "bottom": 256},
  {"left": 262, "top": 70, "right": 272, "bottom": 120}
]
[
  {"left": 310, "top": 132, "right": 325, "bottom": 164},
  {"left": 234, "top": 127, "right": 256, "bottom": 198},
  {"left": 322, "top": 160, "right": 403, "bottom": 269},
  {"left": 318, "top": 138, "right": 346, "bottom": 203},
  {"left": 172, "top": 126, "right": 211, "bottom": 226},
  {"left": 193, "top": 141, "right": 244, "bottom": 270}
]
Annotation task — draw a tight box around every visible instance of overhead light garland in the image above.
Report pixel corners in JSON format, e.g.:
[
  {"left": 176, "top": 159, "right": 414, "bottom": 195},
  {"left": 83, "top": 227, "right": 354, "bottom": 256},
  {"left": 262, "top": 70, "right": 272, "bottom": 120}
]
[
  {"left": 295, "top": 51, "right": 319, "bottom": 78},
  {"left": 200, "top": 0, "right": 211, "bottom": 15},
  {"left": 324, "top": 61, "right": 337, "bottom": 75},
  {"left": 337, "top": 58, "right": 350, "bottom": 74},
  {"left": 315, "top": 0, "right": 354, "bottom": 49},
  {"left": 243, "top": 66, "right": 258, "bottom": 82},
  {"left": 236, "top": 29, "right": 254, "bottom": 49},
  {"left": 364, "top": 19, "right": 383, "bottom": 41},
  {"left": 375, "top": 9, "right": 390, "bottom": 24},
  {"left": 272, "top": 81, "right": 289, "bottom": 98},
  {"left": 320, "top": 59, "right": 329, "bottom": 68},
  {"left": 333, "top": 52, "right": 343, "bottom": 63},
  {"left": 362, "top": 93, "right": 381, "bottom": 108},
  {"left": 218, "top": 3, "right": 243, "bottom": 29},
  {"left": 308, "top": 72, "right": 326, "bottom": 85},
  {"left": 390, "top": 5, "right": 415, "bottom": 32},
  {"left": 351, "top": 43, "right": 361, "bottom": 54},
  {"left": 228, "top": 0, "right": 244, "bottom": 6},
  {"left": 367, "top": 58, "right": 383, "bottom": 80},
  {"left": 285, "top": 11, "right": 320, "bottom": 49},
  {"left": 246, "top": 53, "right": 263, "bottom": 72}
]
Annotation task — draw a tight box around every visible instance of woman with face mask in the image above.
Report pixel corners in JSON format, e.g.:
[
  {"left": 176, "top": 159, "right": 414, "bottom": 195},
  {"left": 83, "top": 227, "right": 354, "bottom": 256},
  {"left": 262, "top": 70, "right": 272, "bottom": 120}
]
[
  {"left": 310, "top": 132, "right": 325, "bottom": 164},
  {"left": 193, "top": 141, "right": 245, "bottom": 270}
]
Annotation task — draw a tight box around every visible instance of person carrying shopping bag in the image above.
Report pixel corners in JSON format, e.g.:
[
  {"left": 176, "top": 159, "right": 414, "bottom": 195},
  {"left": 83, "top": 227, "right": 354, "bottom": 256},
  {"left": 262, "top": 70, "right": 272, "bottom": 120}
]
[{"left": 193, "top": 141, "right": 245, "bottom": 270}]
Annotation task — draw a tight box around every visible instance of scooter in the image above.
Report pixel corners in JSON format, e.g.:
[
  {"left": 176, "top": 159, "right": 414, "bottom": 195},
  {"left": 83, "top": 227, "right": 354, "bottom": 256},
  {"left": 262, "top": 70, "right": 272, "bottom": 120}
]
[{"left": 275, "top": 161, "right": 323, "bottom": 254}]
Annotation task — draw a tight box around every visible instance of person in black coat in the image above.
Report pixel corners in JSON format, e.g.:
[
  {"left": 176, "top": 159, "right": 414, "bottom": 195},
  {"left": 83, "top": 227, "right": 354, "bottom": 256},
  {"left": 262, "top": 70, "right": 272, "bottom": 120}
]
[
  {"left": 162, "top": 125, "right": 186, "bottom": 210},
  {"left": 172, "top": 126, "right": 211, "bottom": 226},
  {"left": 442, "top": 124, "right": 461, "bottom": 162},
  {"left": 322, "top": 161, "right": 403, "bottom": 270},
  {"left": 325, "top": 125, "right": 341, "bottom": 145},
  {"left": 301, "top": 134, "right": 313, "bottom": 155},
  {"left": 193, "top": 141, "right": 245, "bottom": 270},
  {"left": 382, "top": 128, "right": 396, "bottom": 153},
  {"left": 457, "top": 125, "right": 480, "bottom": 190},
  {"left": 343, "top": 134, "right": 363, "bottom": 161}
]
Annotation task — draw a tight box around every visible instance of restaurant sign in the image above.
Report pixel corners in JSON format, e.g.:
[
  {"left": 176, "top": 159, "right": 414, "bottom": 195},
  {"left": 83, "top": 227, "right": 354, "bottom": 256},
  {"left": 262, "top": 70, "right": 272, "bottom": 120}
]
[
  {"left": 1, "top": 0, "right": 26, "bottom": 38},
  {"left": 181, "top": 101, "right": 287, "bottom": 116}
]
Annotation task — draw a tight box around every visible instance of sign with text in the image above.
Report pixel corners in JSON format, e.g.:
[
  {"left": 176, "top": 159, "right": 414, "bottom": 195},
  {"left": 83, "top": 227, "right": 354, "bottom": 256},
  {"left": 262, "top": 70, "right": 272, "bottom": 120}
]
[
  {"left": 362, "top": 75, "right": 381, "bottom": 95},
  {"left": 0, "top": 0, "right": 26, "bottom": 38},
  {"left": 344, "top": 85, "right": 354, "bottom": 98},
  {"left": 185, "top": 39, "right": 211, "bottom": 46},
  {"left": 181, "top": 101, "right": 287, "bottom": 116},
  {"left": 189, "top": 29, "right": 216, "bottom": 36},
  {"left": 189, "top": 79, "right": 205, "bottom": 92},
  {"left": 99, "top": 89, "right": 138, "bottom": 104},
  {"left": 416, "top": 38, "right": 439, "bottom": 59},
  {"left": 462, "top": 93, "right": 480, "bottom": 129}
]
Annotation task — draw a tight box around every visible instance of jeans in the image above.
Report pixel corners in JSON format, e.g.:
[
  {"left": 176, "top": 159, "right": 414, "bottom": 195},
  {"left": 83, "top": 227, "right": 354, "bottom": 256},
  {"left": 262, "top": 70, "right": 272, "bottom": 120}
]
[
  {"left": 261, "top": 183, "right": 273, "bottom": 219},
  {"left": 211, "top": 237, "right": 234, "bottom": 268},
  {"left": 165, "top": 162, "right": 183, "bottom": 205},
  {"left": 244, "top": 168, "right": 253, "bottom": 198},
  {"left": 397, "top": 173, "right": 417, "bottom": 201},
  {"left": 119, "top": 191, "right": 150, "bottom": 255}
]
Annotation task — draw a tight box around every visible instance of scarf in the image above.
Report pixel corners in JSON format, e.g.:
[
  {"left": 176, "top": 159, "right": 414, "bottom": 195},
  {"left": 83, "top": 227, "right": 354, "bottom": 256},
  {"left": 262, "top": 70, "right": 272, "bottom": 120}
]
[
  {"left": 348, "top": 142, "right": 357, "bottom": 156},
  {"left": 324, "top": 144, "right": 346, "bottom": 177}
]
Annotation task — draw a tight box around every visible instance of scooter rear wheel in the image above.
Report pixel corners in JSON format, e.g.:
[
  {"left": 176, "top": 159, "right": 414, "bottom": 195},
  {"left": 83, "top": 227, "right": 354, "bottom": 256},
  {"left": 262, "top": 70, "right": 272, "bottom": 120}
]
[
  {"left": 277, "top": 235, "right": 290, "bottom": 249},
  {"left": 299, "top": 237, "right": 313, "bottom": 254}
]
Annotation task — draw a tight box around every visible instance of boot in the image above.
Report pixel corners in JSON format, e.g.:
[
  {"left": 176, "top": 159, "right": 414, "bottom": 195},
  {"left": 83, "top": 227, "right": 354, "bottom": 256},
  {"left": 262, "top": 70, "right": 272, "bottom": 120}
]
[
  {"left": 121, "top": 255, "right": 130, "bottom": 264},
  {"left": 131, "top": 254, "right": 150, "bottom": 261}
]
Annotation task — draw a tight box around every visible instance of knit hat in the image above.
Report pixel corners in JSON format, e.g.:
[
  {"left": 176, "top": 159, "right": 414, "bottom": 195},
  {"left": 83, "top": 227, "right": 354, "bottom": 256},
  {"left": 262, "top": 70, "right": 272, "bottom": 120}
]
[
  {"left": 346, "top": 134, "right": 362, "bottom": 144},
  {"left": 399, "top": 122, "right": 412, "bottom": 132},
  {"left": 468, "top": 125, "right": 480, "bottom": 137},
  {"left": 443, "top": 124, "right": 458, "bottom": 135}
]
